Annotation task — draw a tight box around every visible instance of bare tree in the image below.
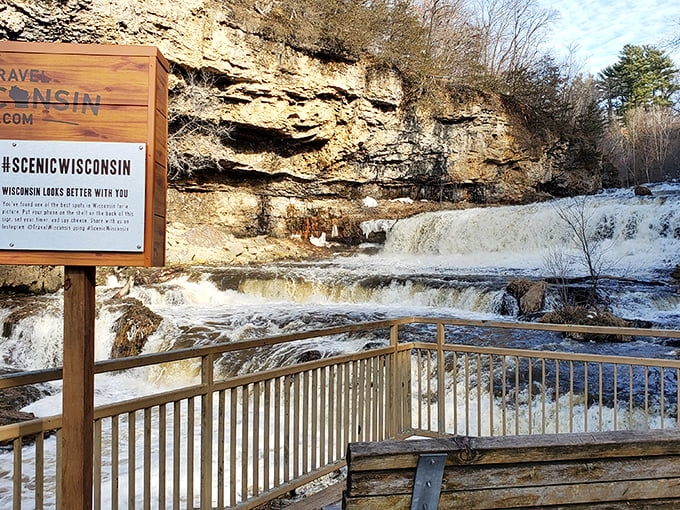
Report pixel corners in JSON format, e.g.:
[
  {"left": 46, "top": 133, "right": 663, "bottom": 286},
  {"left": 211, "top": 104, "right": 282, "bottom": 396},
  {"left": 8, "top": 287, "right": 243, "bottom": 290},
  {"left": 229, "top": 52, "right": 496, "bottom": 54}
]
[
  {"left": 555, "top": 197, "right": 612, "bottom": 305},
  {"left": 415, "top": 0, "right": 481, "bottom": 80},
  {"left": 542, "top": 245, "right": 575, "bottom": 308},
  {"left": 625, "top": 105, "right": 679, "bottom": 183},
  {"left": 471, "top": 0, "right": 556, "bottom": 77}
]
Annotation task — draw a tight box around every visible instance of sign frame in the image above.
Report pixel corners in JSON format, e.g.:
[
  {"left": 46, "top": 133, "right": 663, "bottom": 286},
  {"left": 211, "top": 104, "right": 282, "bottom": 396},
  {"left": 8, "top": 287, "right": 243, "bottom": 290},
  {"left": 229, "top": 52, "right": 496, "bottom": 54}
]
[{"left": 0, "top": 41, "right": 168, "bottom": 267}]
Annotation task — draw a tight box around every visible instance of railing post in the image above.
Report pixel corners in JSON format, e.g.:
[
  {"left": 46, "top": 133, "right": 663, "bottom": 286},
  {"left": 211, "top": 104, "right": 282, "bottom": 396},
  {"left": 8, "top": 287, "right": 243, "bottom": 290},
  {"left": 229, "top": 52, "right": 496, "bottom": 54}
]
[
  {"left": 62, "top": 266, "right": 96, "bottom": 510},
  {"left": 201, "top": 353, "right": 214, "bottom": 510},
  {"left": 437, "top": 322, "right": 446, "bottom": 434}
]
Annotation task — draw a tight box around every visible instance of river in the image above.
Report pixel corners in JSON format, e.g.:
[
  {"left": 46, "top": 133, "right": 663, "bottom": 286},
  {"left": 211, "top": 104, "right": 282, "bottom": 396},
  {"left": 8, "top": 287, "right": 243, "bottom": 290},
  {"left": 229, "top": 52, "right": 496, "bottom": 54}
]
[{"left": 2, "top": 182, "right": 680, "bottom": 384}]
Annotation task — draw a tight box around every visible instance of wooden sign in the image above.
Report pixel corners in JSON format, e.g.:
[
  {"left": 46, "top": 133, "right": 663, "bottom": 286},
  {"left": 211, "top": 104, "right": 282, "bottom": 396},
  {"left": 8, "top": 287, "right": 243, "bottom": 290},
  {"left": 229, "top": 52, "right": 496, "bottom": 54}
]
[{"left": 0, "top": 41, "right": 168, "bottom": 267}]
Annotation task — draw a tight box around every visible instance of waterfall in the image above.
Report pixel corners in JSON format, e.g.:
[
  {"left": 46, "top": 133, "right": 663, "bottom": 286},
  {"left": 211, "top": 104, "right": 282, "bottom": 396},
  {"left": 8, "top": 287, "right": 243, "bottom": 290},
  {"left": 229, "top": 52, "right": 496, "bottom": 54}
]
[{"left": 377, "top": 188, "right": 680, "bottom": 277}]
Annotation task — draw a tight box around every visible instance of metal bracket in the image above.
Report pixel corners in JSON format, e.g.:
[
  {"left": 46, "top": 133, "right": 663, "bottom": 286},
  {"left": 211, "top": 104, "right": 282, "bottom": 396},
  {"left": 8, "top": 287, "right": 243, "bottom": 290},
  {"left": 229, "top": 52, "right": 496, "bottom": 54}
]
[{"left": 410, "top": 453, "right": 447, "bottom": 510}]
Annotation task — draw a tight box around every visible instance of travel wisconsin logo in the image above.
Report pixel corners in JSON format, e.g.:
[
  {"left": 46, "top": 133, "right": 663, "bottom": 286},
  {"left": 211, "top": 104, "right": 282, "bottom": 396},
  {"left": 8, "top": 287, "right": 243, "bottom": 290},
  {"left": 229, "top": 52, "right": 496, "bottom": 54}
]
[{"left": 0, "top": 67, "right": 101, "bottom": 127}]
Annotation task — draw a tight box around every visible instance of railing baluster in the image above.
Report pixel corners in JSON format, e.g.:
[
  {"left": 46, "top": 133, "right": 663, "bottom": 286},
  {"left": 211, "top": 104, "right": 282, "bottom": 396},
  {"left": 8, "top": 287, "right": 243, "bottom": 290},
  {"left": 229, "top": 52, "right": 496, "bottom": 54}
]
[
  {"left": 478, "top": 354, "right": 483, "bottom": 436},
  {"left": 629, "top": 365, "right": 634, "bottom": 431},
  {"left": 311, "top": 369, "right": 319, "bottom": 469},
  {"left": 584, "top": 362, "right": 589, "bottom": 433},
  {"left": 452, "top": 351, "right": 458, "bottom": 436},
  {"left": 284, "top": 375, "right": 291, "bottom": 481},
  {"left": 336, "top": 363, "right": 343, "bottom": 457},
  {"left": 229, "top": 389, "right": 237, "bottom": 507},
  {"left": 112, "top": 415, "right": 120, "bottom": 510},
  {"left": 240, "top": 385, "right": 251, "bottom": 501},
  {"left": 302, "top": 371, "right": 309, "bottom": 475},
  {"left": 13, "top": 437, "right": 21, "bottom": 510},
  {"left": 515, "top": 357, "right": 520, "bottom": 435},
  {"left": 263, "top": 379, "right": 271, "bottom": 493},
  {"left": 661, "top": 367, "right": 665, "bottom": 428},
  {"left": 527, "top": 358, "right": 532, "bottom": 435},
  {"left": 613, "top": 364, "right": 618, "bottom": 431},
  {"left": 216, "top": 391, "right": 225, "bottom": 510},
  {"left": 253, "top": 381, "right": 261, "bottom": 496},
  {"left": 357, "top": 360, "right": 365, "bottom": 442},
  {"left": 144, "top": 407, "right": 151, "bottom": 510},
  {"left": 173, "top": 402, "right": 180, "bottom": 510},
  {"left": 319, "top": 368, "right": 326, "bottom": 465},
  {"left": 599, "top": 363, "right": 604, "bottom": 432},
  {"left": 159, "top": 403, "right": 167, "bottom": 510},
  {"left": 56, "top": 429, "right": 62, "bottom": 509},
  {"left": 187, "top": 398, "right": 195, "bottom": 509},
  {"left": 354, "top": 361, "right": 363, "bottom": 442},
  {"left": 417, "top": 349, "right": 422, "bottom": 430},
  {"left": 93, "top": 420, "right": 100, "bottom": 510},
  {"left": 293, "top": 373, "right": 300, "bottom": 479},
  {"left": 645, "top": 366, "right": 650, "bottom": 430},
  {"left": 35, "top": 432, "right": 44, "bottom": 510},
  {"left": 345, "top": 363, "right": 352, "bottom": 447},
  {"left": 128, "top": 411, "right": 136, "bottom": 510},
  {"left": 502, "top": 356, "right": 507, "bottom": 436},
  {"left": 569, "top": 361, "right": 574, "bottom": 433},
  {"left": 541, "top": 359, "right": 546, "bottom": 434},
  {"left": 465, "top": 353, "right": 470, "bottom": 435},
  {"left": 426, "top": 350, "right": 432, "bottom": 432},
  {"left": 555, "top": 360, "right": 559, "bottom": 434},
  {"left": 489, "top": 355, "right": 494, "bottom": 437}
]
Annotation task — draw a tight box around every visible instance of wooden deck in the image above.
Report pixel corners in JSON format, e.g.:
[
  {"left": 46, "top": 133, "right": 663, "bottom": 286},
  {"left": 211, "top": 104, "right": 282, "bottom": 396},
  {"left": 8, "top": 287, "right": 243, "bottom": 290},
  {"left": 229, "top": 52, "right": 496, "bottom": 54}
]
[{"left": 283, "top": 483, "right": 344, "bottom": 510}]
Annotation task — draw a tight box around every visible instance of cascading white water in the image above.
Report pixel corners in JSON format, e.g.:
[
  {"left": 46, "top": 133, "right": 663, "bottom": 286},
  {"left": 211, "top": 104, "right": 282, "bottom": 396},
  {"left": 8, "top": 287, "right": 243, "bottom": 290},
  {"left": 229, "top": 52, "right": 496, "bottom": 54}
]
[
  {"left": 2, "top": 184, "right": 679, "bottom": 374},
  {"left": 375, "top": 187, "right": 680, "bottom": 276}
]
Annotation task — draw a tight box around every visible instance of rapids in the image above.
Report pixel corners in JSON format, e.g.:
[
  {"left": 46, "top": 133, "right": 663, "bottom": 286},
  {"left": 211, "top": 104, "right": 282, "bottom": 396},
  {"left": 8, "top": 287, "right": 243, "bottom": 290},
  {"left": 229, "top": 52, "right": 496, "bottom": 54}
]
[{"left": 1, "top": 183, "right": 680, "bottom": 376}]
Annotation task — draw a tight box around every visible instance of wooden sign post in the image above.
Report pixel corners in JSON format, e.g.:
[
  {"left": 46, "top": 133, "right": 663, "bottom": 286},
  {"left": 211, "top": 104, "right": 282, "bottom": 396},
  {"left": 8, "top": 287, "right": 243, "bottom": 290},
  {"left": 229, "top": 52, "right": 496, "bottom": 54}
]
[{"left": 0, "top": 41, "right": 168, "bottom": 509}]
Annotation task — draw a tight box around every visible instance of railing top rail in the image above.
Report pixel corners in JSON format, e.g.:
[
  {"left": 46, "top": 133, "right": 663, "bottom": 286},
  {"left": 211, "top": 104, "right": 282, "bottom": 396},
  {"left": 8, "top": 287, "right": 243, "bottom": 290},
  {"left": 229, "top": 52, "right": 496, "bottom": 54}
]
[
  {"left": 410, "top": 316, "right": 680, "bottom": 339},
  {"left": 0, "top": 318, "right": 407, "bottom": 390},
  {"left": 409, "top": 341, "right": 680, "bottom": 369},
  {"left": 2, "top": 316, "right": 679, "bottom": 390}
]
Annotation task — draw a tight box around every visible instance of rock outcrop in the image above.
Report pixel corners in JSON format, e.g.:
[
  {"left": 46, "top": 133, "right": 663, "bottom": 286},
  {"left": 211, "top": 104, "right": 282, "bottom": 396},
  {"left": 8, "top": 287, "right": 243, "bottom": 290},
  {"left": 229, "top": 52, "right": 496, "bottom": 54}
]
[
  {"left": 506, "top": 279, "right": 548, "bottom": 316},
  {"left": 0, "top": 266, "right": 63, "bottom": 294},
  {"left": 1, "top": 0, "right": 603, "bottom": 267},
  {"left": 109, "top": 298, "right": 163, "bottom": 358}
]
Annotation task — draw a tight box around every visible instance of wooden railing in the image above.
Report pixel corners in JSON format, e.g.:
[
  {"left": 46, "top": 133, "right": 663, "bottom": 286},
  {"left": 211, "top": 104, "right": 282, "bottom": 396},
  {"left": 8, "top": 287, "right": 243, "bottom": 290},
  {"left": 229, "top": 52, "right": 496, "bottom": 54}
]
[{"left": 1, "top": 318, "right": 680, "bottom": 509}]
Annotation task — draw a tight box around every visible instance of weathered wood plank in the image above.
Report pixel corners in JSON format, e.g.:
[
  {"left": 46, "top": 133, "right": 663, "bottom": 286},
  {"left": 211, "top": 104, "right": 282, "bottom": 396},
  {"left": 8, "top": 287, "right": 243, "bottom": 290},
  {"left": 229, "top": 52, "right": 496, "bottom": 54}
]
[
  {"left": 347, "top": 430, "right": 680, "bottom": 471},
  {"left": 348, "top": 455, "right": 680, "bottom": 496},
  {"left": 438, "top": 478, "right": 680, "bottom": 509},
  {"left": 345, "top": 492, "right": 680, "bottom": 510}
]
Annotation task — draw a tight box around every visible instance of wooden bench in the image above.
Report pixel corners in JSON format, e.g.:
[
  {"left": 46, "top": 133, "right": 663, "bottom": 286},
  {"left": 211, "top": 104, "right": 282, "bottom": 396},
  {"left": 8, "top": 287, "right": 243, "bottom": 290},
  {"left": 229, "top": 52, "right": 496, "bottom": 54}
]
[{"left": 344, "top": 429, "right": 680, "bottom": 509}]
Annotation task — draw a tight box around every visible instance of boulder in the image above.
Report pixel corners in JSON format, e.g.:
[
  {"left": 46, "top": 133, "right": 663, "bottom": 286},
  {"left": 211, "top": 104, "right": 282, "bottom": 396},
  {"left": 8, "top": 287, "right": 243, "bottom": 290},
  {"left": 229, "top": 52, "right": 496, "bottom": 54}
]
[
  {"left": 506, "top": 279, "right": 547, "bottom": 315},
  {"left": 634, "top": 185, "right": 653, "bottom": 196},
  {"left": 0, "top": 367, "right": 54, "bottom": 437},
  {"left": 672, "top": 264, "right": 680, "bottom": 281},
  {"left": 110, "top": 299, "right": 163, "bottom": 358}
]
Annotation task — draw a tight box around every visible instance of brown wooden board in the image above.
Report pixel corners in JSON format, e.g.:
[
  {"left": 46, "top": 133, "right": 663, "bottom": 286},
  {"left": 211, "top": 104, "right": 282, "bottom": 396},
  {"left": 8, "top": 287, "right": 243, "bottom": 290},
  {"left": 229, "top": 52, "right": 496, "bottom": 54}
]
[
  {"left": 0, "top": 41, "right": 168, "bottom": 267},
  {"left": 344, "top": 431, "right": 680, "bottom": 509}
]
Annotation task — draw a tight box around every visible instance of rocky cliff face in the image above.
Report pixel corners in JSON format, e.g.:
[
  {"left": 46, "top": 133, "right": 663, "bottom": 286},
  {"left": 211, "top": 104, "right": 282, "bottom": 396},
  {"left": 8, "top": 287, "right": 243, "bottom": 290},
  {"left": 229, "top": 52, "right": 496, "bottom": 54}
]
[{"left": 1, "top": 0, "right": 602, "bottom": 269}]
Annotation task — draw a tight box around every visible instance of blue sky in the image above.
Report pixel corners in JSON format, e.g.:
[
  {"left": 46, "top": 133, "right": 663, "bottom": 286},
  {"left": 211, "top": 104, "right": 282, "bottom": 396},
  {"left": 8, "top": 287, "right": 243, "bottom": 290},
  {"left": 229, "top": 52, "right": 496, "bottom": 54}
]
[{"left": 540, "top": 0, "right": 680, "bottom": 76}]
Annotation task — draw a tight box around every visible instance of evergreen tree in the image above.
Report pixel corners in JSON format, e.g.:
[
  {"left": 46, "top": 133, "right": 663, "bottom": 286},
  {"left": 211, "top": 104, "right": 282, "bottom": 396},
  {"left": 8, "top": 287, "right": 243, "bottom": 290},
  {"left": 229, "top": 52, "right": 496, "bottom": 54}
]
[{"left": 597, "top": 44, "right": 679, "bottom": 116}]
